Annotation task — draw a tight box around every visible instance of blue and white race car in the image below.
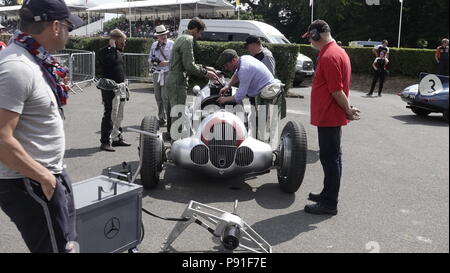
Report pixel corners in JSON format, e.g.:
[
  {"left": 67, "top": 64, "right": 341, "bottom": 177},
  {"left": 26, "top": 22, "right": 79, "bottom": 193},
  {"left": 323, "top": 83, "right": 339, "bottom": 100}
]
[{"left": 399, "top": 73, "right": 449, "bottom": 123}]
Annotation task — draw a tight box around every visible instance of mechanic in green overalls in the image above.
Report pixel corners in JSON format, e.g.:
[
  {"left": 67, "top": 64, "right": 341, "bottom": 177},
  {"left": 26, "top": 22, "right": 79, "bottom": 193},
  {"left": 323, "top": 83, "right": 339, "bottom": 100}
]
[{"left": 166, "top": 17, "right": 219, "bottom": 140}]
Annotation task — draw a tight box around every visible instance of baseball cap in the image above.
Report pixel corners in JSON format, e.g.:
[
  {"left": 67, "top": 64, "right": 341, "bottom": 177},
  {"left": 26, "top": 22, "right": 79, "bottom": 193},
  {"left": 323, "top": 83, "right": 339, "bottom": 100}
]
[
  {"left": 19, "top": 0, "right": 83, "bottom": 30},
  {"left": 216, "top": 49, "right": 239, "bottom": 68},
  {"left": 245, "top": 35, "right": 261, "bottom": 47},
  {"left": 301, "top": 19, "right": 331, "bottom": 39}
]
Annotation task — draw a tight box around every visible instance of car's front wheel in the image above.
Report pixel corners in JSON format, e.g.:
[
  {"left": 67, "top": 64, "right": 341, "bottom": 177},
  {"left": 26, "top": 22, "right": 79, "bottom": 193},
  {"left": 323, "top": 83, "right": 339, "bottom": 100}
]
[
  {"left": 276, "top": 121, "right": 307, "bottom": 193},
  {"left": 140, "top": 116, "right": 163, "bottom": 189}
]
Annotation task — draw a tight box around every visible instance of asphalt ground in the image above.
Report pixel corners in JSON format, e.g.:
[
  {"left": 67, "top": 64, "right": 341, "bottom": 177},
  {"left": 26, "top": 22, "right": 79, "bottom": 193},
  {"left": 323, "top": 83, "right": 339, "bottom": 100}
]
[{"left": 0, "top": 81, "right": 448, "bottom": 253}]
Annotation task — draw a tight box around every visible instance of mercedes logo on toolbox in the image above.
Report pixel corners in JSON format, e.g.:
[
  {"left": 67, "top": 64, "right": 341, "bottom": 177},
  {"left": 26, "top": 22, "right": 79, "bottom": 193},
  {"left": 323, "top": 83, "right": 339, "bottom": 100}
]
[{"left": 104, "top": 217, "right": 121, "bottom": 239}]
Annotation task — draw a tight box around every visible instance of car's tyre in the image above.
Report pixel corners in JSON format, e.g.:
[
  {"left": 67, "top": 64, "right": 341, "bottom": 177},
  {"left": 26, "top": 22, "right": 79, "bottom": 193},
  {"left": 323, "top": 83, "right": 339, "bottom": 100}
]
[
  {"left": 277, "top": 121, "right": 307, "bottom": 193},
  {"left": 293, "top": 80, "right": 302, "bottom": 87},
  {"left": 443, "top": 111, "right": 449, "bottom": 123},
  {"left": 411, "top": 107, "right": 431, "bottom": 116},
  {"left": 140, "top": 116, "right": 163, "bottom": 189}
]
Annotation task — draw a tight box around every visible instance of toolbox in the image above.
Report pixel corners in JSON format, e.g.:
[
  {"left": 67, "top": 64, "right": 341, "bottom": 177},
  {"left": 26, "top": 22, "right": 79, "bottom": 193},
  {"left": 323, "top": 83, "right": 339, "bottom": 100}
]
[{"left": 73, "top": 173, "right": 143, "bottom": 253}]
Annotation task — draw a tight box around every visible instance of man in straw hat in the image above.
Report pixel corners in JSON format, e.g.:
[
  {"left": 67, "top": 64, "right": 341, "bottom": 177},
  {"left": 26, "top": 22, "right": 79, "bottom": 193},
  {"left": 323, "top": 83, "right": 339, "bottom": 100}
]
[{"left": 148, "top": 25, "right": 173, "bottom": 126}]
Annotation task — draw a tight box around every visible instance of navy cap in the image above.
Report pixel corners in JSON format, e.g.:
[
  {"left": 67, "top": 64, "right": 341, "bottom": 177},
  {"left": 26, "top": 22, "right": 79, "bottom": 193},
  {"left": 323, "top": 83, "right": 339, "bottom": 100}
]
[
  {"left": 245, "top": 35, "right": 261, "bottom": 46},
  {"left": 19, "top": 0, "right": 83, "bottom": 29},
  {"left": 302, "top": 19, "right": 330, "bottom": 39}
]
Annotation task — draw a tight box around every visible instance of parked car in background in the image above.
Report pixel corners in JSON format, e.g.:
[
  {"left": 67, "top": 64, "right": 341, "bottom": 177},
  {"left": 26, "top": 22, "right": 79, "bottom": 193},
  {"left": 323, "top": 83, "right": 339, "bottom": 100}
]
[
  {"left": 178, "top": 19, "right": 314, "bottom": 86},
  {"left": 348, "top": 40, "right": 382, "bottom": 47},
  {"left": 399, "top": 73, "right": 449, "bottom": 122}
]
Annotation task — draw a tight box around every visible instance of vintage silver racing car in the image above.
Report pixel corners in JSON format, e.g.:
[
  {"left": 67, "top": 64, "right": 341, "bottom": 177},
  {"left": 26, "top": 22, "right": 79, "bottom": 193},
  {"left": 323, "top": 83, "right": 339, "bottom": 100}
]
[{"left": 135, "top": 79, "right": 308, "bottom": 193}]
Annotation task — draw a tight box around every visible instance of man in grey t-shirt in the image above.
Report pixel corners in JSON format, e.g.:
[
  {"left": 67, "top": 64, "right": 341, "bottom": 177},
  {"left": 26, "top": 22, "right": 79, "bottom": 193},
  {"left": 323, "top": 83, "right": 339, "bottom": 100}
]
[
  {"left": 245, "top": 35, "right": 276, "bottom": 76},
  {"left": 0, "top": 0, "right": 82, "bottom": 253}
]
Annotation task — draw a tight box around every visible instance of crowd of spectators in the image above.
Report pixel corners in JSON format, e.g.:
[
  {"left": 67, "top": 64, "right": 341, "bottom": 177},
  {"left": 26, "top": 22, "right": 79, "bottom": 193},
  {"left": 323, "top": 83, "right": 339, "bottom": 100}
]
[
  {"left": 78, "top": 13, "right": 103, "bottom": 25},
  {"left": 0, "top": 18, "right": 19, "bottom": 34},
  {"left": 100, "top": 11, "right": 232, "bottom": 38},
  {"left": 0, "top": 13, "right": 103, "bottom": 35},
  {"left": 101, "top": 17, "right": 180, "bottom": 38},
  {"left": 1, "top": 11, "right": 232, "bottom": 38}
]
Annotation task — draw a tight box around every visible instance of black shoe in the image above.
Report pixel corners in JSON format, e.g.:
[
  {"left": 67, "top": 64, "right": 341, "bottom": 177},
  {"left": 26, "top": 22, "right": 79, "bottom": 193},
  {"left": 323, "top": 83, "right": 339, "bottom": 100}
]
[
  {"left": 112, "top": 139, "right": 131, "bottom": 147},
  {"left": 100, "top": 143, "right": 115, "bottom": 152},
  {"left": 366, "top": 92, "right": 373, "bottom": 96},
  {"left": 378, "top": 93, "right": 382, "bottom": 97},
  {"left": 304, "top": 203, "right": 337, "bottom": 215},
  {"left": 308, "top": 192, "right": 323, "bottom": 203}
]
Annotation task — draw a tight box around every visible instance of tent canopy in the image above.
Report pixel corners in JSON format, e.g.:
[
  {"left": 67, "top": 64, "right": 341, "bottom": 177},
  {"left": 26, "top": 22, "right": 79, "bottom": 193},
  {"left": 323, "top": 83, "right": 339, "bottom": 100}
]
[{"left": 86, "top": 0, "right": 234, "bottom": 15}]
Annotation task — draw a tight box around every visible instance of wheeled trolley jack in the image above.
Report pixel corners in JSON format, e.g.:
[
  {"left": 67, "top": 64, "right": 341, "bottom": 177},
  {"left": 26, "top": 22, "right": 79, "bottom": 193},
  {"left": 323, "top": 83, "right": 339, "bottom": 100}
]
[{"left": 161, "top": 200, "right": 272, "bottom": 253}]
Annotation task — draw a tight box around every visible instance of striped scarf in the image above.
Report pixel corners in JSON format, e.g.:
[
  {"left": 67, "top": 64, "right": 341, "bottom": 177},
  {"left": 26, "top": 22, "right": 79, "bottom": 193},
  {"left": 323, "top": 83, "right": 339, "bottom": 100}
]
[{"left": 13, "top": 30, "right": 69, "bottom": 107}]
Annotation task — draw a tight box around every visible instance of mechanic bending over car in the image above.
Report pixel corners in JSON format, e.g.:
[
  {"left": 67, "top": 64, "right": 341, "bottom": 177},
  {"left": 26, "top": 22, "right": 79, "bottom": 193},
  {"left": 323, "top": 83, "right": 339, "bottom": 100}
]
[
  {"left": 216, "top": 49, "right": 285, "bottom": 149},
  {"left": 165, "top": 17, "right": 219, "bottom": 141}
]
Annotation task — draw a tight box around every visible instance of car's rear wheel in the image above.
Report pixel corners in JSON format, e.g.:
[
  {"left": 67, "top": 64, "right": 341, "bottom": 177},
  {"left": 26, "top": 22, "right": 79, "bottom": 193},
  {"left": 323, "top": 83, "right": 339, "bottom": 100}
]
[
  {"left": 411, "top": 107, "right": 431, "bottom": 116},
  {"left": 277, "top": 121, "right": 307, "bottom": 193},
  {"left": 140, "top": 116, "right": 163, "bottom": 189}
]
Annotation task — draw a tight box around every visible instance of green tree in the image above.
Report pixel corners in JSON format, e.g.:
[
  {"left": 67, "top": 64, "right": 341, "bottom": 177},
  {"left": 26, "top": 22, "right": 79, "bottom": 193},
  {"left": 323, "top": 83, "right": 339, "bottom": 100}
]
[{"left": 240, "top": 0, "right": 449, "bottom": 48}]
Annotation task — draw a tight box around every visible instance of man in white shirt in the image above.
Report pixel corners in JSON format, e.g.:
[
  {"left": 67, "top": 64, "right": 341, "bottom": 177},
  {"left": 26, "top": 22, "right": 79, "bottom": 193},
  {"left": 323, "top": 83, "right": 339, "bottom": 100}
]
[
  {"left": 373, "top": 40, "right": 389, "bottom": 59},
  {"left": 149, "top": 25, "right": 174, "bottom": 126}
]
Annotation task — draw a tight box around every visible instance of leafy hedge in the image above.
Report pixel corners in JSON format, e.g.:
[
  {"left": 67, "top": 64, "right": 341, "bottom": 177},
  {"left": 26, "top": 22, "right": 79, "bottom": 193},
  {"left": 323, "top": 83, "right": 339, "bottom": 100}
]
[
  {"left": 66, "top": 37, "right": 298, "bottom": 91},
  {"left": 191, "top": 41, "right": 298, "bottom": 90},
  {"left": 1, "top": 34, "right": 439, "bottom": 80},
  {"left": 298, "top": 44, "right": 437, "bottom": 78},
  {"left": 66, "top": 36, "right": 151, "bottom": 54}
]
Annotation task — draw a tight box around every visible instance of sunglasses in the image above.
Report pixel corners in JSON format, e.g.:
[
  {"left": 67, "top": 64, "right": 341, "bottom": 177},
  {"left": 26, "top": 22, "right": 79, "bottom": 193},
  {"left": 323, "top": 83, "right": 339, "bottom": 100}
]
[{"left": 59, "top": 21, "right": 74, "bottom": 32}]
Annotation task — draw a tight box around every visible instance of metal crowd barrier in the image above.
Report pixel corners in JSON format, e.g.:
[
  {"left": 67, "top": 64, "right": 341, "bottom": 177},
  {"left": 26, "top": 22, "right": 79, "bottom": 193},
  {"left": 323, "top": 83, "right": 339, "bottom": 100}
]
[
  {"left": 54, "top": 49, "right": 96, "bottom": 93},
  {"left": 70, "top": 52, "right": 96, "bottom": 91},
  {"left": 53, "top": 51, "right": 151, "bottom": 93},
  {"left": 123, "top": 53, "right": 152, "bottom": 83}
]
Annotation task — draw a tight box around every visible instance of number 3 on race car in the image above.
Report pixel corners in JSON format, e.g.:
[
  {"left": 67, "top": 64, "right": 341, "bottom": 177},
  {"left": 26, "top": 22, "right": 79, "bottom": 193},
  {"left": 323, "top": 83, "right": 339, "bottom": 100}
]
[{"left": 419, "top": 74, "right": 443, "bottom": 96}]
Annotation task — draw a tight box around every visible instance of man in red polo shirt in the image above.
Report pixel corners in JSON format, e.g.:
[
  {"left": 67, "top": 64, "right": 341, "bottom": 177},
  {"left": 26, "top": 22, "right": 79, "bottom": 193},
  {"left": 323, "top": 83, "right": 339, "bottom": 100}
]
[{"left": 302, "top": 20, "right": 360, "bottom": 215}]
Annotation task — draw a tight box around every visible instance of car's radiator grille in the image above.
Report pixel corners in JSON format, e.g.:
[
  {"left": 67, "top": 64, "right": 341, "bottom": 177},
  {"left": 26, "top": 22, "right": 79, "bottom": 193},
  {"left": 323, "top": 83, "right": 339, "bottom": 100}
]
[
  {"left": 190, "top": 145, "right": 209, "bottom": 165},
  {"left": 235, "top": 146, "right": 254, "bottom": 167},
  {"left": 207, "top": 122, "right": 237, "bottom": 169},
  {"left": 303, "top": 61, "right": 314, "bottom": 71}
]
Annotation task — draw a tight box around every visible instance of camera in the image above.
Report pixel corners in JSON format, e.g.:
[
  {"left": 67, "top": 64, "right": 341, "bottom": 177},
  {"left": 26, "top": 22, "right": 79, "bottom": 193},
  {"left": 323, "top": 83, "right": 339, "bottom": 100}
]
[
  {"left": 151, "top": 57, "right": 161, "bottom": 67},
  {"left": 150, "top": 57, "right": 161, "bottom": 73}
]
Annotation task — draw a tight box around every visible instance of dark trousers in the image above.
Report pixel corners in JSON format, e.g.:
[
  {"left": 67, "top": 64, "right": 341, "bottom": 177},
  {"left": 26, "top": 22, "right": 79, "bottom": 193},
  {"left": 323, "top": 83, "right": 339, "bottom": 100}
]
[
  {"left": 369, "top": 70, "right": 386, "bottom": 95},
  {"left": 318, "top": 127, "right": 342, "bottom": 208},
  {"left": 0, "top": 170, "right": 77, "bottom": 253},
  {"left": 438, "top": 58, "right": 449, "bottom": 76},
  {"left": 101, "top": 89, "right": 118, "bottom": 144}
]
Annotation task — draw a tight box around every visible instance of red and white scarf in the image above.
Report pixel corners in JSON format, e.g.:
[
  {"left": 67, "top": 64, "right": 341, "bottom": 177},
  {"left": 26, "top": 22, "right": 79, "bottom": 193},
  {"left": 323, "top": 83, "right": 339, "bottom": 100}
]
[{"left": 13, "top": 30, "right": 69, "bottom": 107}]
